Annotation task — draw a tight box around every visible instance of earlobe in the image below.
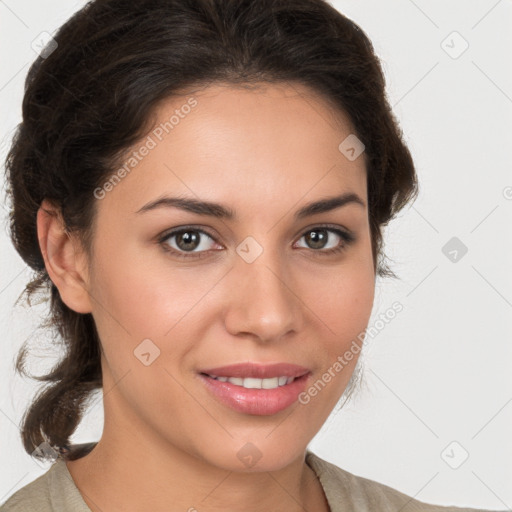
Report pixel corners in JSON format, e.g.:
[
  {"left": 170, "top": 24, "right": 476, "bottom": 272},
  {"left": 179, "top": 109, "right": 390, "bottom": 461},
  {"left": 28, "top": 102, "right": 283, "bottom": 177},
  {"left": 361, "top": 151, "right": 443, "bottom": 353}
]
[{"left": 36, "top": 199, "right": 93, "bottom": 314}]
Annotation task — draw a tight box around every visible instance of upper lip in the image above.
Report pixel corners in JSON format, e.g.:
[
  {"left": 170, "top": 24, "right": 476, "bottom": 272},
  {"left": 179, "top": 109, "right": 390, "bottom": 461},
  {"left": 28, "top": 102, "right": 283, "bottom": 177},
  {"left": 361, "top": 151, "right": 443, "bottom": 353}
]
[{"left": 199, "top": 362, "right": 310, "bottom": 379}]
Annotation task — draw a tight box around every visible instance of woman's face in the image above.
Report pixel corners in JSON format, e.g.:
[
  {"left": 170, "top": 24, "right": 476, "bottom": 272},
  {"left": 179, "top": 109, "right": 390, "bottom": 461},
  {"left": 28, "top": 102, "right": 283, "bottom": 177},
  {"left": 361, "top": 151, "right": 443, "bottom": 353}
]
[{"left": 81, "top": 82, "right": 375, "bottom": 471}]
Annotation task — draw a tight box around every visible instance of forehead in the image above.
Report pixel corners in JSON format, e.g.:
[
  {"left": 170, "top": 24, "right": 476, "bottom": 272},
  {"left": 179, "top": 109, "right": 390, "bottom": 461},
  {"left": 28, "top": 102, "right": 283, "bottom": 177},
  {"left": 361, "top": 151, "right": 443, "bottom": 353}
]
[{"left": 99, "top": 82, "right": 367, "bottom": 217}]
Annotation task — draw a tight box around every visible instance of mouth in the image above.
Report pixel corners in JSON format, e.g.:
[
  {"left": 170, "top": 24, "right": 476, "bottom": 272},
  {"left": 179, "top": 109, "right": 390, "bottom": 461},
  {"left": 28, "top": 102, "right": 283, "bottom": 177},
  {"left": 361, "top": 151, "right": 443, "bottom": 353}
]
[
  {"left": 200, "top": 373, "right": 303, "bottom": 389},
  {"left": 197, "top": 363, "right": 311, "bottom": 415},
  {"left": 198, "top": 361, "right": 310, "bottom": 380}
]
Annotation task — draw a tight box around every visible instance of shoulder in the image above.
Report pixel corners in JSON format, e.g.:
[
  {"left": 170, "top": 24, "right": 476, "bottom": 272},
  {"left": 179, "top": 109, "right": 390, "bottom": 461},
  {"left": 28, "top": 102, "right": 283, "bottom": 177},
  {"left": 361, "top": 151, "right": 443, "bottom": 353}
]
[
  {"left": 305, "top": 450, "right": 500, "bottom": 512},
  {"left": 0, "top": 443, "right": 96, "bottom": 512},
  {"left": 0, "top": 465, "right": 54, "bottom": 511}
]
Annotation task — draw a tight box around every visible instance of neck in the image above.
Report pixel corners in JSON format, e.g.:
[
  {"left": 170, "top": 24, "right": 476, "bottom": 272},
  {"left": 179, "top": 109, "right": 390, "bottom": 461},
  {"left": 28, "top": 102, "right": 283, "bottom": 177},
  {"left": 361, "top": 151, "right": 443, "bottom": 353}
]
[{"left": 65, "top": 401, "right": 328, "bottom": 511}]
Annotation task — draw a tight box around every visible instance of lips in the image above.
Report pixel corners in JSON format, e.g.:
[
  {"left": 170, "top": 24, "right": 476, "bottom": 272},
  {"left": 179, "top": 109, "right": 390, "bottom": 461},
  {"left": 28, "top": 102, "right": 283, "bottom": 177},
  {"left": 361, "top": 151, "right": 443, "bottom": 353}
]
[
  {"left": 199, "top": 372, "right": 310, "bottom": 415},
  {"left": 198, "top": 362, "right": 310, "bottom": 379},
  {"left": 197, "top": 362, "right": 312, "bottom": 415}
]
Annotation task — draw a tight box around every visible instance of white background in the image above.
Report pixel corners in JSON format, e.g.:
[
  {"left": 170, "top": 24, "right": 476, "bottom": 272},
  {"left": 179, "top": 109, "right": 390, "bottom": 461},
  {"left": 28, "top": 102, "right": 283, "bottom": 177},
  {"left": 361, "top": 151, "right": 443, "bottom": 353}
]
[{"left": 1, "top": 0, "right": 511, "bottom": 509}]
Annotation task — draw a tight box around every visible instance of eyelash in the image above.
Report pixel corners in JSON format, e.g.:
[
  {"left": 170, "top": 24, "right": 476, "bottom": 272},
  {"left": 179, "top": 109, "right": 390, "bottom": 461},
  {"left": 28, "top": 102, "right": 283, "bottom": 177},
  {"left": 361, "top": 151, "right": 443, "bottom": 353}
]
[{"left": 157, "top": 225, "right": 356, "bottom": 260}]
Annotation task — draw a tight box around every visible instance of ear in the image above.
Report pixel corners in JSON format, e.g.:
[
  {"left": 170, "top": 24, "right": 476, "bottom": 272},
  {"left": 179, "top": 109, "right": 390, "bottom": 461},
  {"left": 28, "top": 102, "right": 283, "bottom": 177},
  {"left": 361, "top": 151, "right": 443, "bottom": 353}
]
[{"left": 37, "top": 199, "right": 93, "bottom": 314}]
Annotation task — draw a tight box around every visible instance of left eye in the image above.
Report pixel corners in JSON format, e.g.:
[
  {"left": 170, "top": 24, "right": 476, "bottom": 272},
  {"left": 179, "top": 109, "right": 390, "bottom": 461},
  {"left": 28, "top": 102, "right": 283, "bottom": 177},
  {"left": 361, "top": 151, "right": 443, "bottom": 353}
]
[{"left": 295, "top": 227, "right": 349, "bottom": 251}]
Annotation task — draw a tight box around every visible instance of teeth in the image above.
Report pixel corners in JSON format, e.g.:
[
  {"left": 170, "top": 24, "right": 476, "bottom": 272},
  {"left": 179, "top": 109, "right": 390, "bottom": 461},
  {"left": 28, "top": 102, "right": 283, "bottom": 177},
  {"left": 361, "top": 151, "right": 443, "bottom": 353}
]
[{"left": 208, "top": 375, "right": 296, "bottom": 389}]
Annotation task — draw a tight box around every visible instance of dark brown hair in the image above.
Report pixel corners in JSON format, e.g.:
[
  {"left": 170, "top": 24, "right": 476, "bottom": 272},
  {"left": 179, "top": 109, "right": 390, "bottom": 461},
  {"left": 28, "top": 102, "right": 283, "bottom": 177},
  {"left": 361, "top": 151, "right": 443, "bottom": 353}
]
[{"left": 4, "top": 0, "right": 418, "bottom": 460}]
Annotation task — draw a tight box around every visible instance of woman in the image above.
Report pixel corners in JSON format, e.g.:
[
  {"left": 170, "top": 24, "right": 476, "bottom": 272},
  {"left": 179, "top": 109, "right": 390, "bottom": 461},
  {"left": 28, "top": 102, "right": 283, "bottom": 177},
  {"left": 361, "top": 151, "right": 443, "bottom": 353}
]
[{"left": 0, "top": 0, "right": 502, "bottom": 510}]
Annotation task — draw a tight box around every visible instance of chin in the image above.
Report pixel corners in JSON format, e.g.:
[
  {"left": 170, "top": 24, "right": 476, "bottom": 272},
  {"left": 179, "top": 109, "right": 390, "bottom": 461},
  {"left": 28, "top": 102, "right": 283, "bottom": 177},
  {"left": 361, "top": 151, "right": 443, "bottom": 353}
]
[{"left": 197, "top": 438, "right": 306, "bottom": 473}]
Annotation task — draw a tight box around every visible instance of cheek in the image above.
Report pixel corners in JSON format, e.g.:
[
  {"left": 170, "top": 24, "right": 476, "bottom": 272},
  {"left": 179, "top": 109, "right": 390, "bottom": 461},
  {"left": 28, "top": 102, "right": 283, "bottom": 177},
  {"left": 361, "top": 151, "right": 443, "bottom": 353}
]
[
  {"left": 310, "top": 254, "right": 375, "bottom": 338},
  {"left": 90, "top": 236, "right": 217, "bottom": 337},
  {"left": 304, "top": 250, "right": 375, "bottom": 391},
  {"left": 87, "top": 241, "right": 233, "bottom": 394},
  {"left": 319, "top": 286, "right": 374, "bottom": 380},
  {"left": 292, "top": 263, "right": 374, "bottom": 421},
  {"left": 88, "top": 249, "right": 206, "bottom": 426}
]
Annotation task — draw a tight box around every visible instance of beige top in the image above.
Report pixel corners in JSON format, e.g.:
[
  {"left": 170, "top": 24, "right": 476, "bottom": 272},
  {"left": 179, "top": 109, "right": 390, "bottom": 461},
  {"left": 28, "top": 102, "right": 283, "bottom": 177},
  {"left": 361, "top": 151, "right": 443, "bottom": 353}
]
[{"left": 0, "top": 442, "right": 500, "bottom": 511}]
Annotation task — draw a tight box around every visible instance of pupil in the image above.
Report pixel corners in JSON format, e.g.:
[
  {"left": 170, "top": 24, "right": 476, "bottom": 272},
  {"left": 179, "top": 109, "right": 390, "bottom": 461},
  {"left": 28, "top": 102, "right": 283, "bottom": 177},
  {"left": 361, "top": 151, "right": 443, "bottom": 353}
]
[
  {"left": 178, "top": 231, "right": 199, "bottom": 251},
  {"left": 307, "top": 229, "right": 327, "bottom": 249}
]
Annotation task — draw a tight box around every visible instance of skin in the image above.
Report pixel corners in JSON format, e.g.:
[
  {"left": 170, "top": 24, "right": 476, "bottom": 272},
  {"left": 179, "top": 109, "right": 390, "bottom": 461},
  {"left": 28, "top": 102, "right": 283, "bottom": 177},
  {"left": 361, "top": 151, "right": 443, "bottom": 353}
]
[{"left": 37, "top": 81, "right": 375, "bottom": 512}]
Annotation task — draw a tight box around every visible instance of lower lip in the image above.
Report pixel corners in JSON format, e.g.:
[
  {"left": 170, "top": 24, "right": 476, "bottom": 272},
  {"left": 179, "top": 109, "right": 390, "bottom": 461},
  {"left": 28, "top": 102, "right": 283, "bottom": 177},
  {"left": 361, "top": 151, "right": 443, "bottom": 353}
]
[{"left": 199, "top": 373, "right": 310, "bottom": 415}]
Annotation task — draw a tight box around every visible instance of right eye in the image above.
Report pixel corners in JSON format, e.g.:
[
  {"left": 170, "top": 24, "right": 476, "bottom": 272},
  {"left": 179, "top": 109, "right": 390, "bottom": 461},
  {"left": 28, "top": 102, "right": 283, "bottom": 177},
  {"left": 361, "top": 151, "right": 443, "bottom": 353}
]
[{"left": 158, "top": 227, "right": 221, "bottom": 259}]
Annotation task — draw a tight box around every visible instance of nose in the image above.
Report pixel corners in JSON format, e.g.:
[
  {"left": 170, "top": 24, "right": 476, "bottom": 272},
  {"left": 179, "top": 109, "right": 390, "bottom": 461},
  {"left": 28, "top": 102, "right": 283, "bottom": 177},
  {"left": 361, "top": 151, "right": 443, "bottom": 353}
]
[{"left": 223, "top": 248, "right": 303, "bottom": 343}]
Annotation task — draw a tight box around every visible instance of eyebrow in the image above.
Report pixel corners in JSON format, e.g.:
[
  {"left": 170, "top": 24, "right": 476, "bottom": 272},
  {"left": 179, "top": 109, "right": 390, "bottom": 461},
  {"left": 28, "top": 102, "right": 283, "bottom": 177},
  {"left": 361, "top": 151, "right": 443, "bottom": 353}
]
[{"left": 134, "top": 192, "right": 366, "bottom": 220}]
